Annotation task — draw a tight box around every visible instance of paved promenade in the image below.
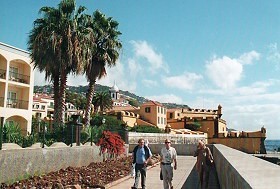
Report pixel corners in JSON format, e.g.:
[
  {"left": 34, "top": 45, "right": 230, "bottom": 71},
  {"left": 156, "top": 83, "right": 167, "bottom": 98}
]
[{"left": 109, "top": 156, "right": 196, "bottom": 189}]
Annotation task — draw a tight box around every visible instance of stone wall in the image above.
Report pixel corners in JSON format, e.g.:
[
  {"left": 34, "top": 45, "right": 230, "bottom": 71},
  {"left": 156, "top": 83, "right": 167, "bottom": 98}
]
[
  {"left": 0, "top": 143, "right": 129, "bottom": 184},
  {"left": 128, "top": 132, "right": 206, "bottom": 145},
  {"left": 213, "top": 144, "right": 280, "bottom": 189}
]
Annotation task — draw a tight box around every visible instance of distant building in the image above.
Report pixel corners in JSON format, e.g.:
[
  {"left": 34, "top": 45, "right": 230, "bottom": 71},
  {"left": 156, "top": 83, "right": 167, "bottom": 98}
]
[
  {"left": 139, "top": 101, "right": 167, "bottom": 129},
  {"left": 0, "top": 42, "right": 34, "bottom": 135},
  {"left": 167, "top": 104, "right": 266, "bottom": 154},
  {"left": 32, "top": 93, "right": 80, "bottom": 122},
  {"left": 109, "top": 81, "right": 130, "bottom": 106}
]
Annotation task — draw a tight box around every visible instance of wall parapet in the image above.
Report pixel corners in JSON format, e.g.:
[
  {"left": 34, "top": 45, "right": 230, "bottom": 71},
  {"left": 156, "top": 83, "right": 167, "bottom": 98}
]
[
  {"left": 0, "top": 143, "right": 129, "bottom": 184},
  {"left": 213, "top": 144, "right": 280, "bottom": 189},
  {"left": 128, "top": 132, "right": 206, "bottom": 145}
]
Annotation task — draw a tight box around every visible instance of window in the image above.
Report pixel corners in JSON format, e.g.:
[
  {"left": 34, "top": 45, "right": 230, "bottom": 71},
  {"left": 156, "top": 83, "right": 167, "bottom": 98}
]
[
  {"left": 161, "top": 117, "right": 163, "bottom": 124},
  {"left": 161, "top": 107, "right": 163, "bottom": 114},
  {"left": 7, "top": 91, "right": 17, "bottom": 107},
  {"left": 36, "top": 105, "right": 39, "bottom": 109},
  {"left": 164, "top": 118, "right": 166, "bottom": 124},
  {"left": 158, "top": 107, "right": 160, "bottom": 113},
  {"left": 170, "top": 113, "right": 173, "bottom": 119},
  {"left": 9, "top": 66, "right": 18, "bottom": 80},
  {"left": 158, "top": 117, "right": 160, "bottom": 124},
  {"left": 41, "top": 105, "right": 45, "bottom": 110},
  {"left": 145, "top": 107, "right": 151, "bottom": 113}
]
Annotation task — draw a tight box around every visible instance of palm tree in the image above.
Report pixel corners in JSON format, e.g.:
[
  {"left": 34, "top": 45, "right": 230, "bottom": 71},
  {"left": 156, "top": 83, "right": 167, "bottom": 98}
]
[
  {"left": 28, "top": 0, "right": 92, "bottom": 126},
  {"left": 92, "top": 91, "right": 113, "bottom": 114},
  {"left": 83, "top": 10, "right": 122, "bottom": 126}
]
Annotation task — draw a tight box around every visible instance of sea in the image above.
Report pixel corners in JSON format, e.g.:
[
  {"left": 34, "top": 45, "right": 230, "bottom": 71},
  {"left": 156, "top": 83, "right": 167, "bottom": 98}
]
[{"left": 265, "top": 140, "right": 280, "bottom": 152}]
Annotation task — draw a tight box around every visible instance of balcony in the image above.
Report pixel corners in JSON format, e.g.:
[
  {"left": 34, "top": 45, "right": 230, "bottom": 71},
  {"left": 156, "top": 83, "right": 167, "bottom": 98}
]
[
  {"left": 0, "top": 69, "right": 6, "bottom": 79},
  {"left": 6, "top": 98, "right": 29, "bottom": 109},
  {"left": 9, "top": 71, "right": 30, "bottom": 84}
]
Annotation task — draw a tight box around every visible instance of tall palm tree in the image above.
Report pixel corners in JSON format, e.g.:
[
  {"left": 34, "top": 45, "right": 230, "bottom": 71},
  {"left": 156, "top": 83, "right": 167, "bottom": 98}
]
[
  {"left": 92, "top": 91, "right": 113, "bottom": 114},
  {"left": 83, "top": 10, "right": 122, "bottom": 126},
  {"left": 28, "top": 0, "right": 92, "bottom": 126}
]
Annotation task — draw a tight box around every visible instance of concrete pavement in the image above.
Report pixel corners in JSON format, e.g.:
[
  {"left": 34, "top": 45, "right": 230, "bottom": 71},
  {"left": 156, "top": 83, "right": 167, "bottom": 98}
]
[{"left": 108, "top": 156, "right": 197, "bottom": 189}]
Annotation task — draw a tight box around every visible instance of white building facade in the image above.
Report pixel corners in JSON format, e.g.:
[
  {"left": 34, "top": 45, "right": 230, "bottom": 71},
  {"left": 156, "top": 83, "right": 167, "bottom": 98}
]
[{"left": 0, "top": 42, "right": 34, "bottom": 135}]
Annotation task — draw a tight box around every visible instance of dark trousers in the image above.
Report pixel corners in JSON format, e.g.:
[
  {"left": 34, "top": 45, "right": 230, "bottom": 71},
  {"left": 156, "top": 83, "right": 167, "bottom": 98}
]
[
  {"left": 199, "top": 165, "right": 210, "bottom": 189},
  {"left": 133, "top": 163, "right": 147, "bottom": 189}
]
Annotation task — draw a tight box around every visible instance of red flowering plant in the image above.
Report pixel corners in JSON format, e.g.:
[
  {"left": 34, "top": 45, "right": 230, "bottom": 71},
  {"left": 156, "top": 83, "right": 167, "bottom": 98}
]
[{"left": 97, "top": 130, "right": 125, "bottom": 160}]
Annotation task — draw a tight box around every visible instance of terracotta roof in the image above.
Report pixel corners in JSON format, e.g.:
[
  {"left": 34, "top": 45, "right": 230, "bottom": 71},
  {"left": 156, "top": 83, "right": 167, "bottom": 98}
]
[
  {"left": 110, "top": 106, "right": 139, "bottom": 112},
  {"left": 141, "top": 100, "right": 163, "bottom": 107}
]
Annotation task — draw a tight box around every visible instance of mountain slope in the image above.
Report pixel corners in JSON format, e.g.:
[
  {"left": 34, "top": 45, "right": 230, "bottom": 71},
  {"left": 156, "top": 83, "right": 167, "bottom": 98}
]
[{"left": 34, "top": 85, "right": 190, "bottom": 109}]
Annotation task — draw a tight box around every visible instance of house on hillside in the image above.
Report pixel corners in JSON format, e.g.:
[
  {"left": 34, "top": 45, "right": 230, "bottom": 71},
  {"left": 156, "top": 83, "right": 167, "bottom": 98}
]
[
  {"left": 109, "top": 81, "right": 130, "bottom": 106},
  {"left": 0, "top": 42, "right": 34, "bottom": 135},
  {"left": 32, "top": 93, "right": 80, "bottom": 122},
  {"left": 139, "top": 101, "right": 167, "bottom": 129}
]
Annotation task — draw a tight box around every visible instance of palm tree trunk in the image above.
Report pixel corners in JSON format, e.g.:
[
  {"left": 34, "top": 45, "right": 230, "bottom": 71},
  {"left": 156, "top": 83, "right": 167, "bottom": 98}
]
[
  {"left": 84, "top": 79, "right": 96, "bottom": 127},
  {"left": 53, "top": 74, "right": 60, "bottom": 128},
  {"left": 58, "top": 69, "right": 67, "bottom": 125}
]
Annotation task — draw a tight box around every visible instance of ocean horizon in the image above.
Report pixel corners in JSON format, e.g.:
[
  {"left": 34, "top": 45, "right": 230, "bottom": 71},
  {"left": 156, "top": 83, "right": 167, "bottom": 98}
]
[{"left": 265, "top": 139, "right": 280, "bottom": 152}]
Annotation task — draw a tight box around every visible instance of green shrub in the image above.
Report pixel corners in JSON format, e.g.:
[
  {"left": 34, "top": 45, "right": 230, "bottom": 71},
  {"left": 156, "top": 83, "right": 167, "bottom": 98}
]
[{"left": 129, "top": 125, "right": 164, "bottom": 133}]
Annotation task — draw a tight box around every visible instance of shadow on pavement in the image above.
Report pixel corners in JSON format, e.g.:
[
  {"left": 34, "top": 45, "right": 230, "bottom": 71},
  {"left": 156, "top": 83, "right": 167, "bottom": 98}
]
[{"left": 181, "top": 165, "right": 220, "bottom": 189}]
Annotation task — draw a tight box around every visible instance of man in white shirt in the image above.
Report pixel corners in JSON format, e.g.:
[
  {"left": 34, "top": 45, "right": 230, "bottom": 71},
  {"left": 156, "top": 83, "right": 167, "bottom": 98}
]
[{"left": 160, "top": 139, "right": 177, "bottom": 189}]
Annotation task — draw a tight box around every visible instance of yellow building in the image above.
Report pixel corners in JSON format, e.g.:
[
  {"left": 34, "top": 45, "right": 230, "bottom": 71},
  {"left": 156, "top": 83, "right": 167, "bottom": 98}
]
[
  {"left": 167, "top": 105, "right": 227, "bottom": 138},
  {"left": 0, "top": 42, "right": 34, "bottom": 135},
  {"left": 139, "top": 101, "right": 167, "bottom": 129},
  {"left": 167, "top": 104, "right": 266, "bottom": 153}
]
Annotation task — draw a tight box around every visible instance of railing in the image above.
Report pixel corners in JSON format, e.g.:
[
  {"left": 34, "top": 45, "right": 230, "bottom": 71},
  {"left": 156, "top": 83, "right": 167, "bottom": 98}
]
[
  {"left": 0, "top": 69, "right": 6, "bottom": 79},
  {"left": 0, "top": 97, "right": 4, "bottom": 107},
  {"left": 6, "top": 98, "right": 29, "bottom": 109},
  {"left": 8, "top": 71, "right": 30, "bottom": 84}
]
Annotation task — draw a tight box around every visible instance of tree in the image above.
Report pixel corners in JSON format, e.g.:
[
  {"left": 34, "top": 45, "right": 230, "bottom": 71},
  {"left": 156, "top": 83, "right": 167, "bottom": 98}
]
[
  {"left": 28, "top": 0, "right": 92, "bottom": 126},
  {"left": 83, "top": 10, "right": 122, "bottom": 126},
  {"left": 92, "top": 91, "right": 113, "bottom": 114},
  {"left": 128, "top": 99, "right": 140, "bottom": 107}
]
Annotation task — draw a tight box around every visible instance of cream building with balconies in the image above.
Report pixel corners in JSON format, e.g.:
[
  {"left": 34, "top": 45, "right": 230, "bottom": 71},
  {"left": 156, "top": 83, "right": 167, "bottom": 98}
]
[{"left": 0, "top": 42, "right": 34, "bottom": 135}]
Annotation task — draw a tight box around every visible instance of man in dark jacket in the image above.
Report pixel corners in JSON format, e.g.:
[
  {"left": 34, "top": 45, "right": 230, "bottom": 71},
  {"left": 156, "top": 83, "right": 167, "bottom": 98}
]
[{"left": 131, "top": 138, "right": 152, "bottom": 189}]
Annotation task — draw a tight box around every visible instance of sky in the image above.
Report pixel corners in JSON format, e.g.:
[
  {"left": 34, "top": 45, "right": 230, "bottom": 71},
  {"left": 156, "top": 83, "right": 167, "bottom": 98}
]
[{"left": 1, "top": 0, "right": 280, "bottom": 139}]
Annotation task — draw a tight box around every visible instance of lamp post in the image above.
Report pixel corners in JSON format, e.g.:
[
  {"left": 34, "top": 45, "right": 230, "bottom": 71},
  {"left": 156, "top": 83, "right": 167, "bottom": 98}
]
[
  {"left": 72, "top": 115, "right": 82, "bottom": 146},
  {"left": 90, "top": 125, "right": 93, "bottom": 146}
]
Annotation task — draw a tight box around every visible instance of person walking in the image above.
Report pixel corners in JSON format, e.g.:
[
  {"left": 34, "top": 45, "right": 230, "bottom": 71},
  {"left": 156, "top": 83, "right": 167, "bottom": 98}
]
[
  {"left": 160, "top": 139, "right": 177, "bottom": 189},
  {"left": 131, "top": 138, "right": 152, "bottom": 189},
  {"left": 194, "top": 140, "right": 214, "bottom": 189}
]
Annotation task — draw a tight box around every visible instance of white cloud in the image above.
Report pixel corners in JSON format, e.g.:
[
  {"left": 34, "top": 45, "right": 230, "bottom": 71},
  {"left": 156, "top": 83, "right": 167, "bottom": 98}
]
[
  {"left": 98, "top": 60, "right": 137, "bottom": 92},
  {"left": 206, "top": 56, "right": 243, "bottom": 89},
  {"left": 145, "top": 94, "right": 183, "bottom": 104},
  {"left": 142, "top": 79, "right": 158, "bottom": 88},
  {"left": 267, "top": 43, "right": 280, "bottom": 70},
  {"left": 238, "top": 51, "right": 260, "bottom": 65},
  {"left": 162, "top": 72, "right": 203, "bottom": 90},
  {"left": 130, "top": 40, "right": 169, "bottom": 74},
  {"left": 223, "top": 103, "right": 280, "bottom": 139},
  {"left": 206, "top": 51, "right": 260, "bottom": 89},
  {"left": 34, "top": 69, "right": 50, "bottom": 86},
  {"left": 128, "top": 58, "right": 142, "bottom": 78}
]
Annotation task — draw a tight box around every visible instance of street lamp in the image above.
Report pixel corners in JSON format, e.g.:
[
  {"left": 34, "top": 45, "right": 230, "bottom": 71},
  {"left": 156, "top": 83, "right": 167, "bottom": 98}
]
[
  {"left": 102, "top": 117, "right": 106, "bottom": 125},
  {"left": 71, "top": 115, "right": 82, "bottom": 146}
]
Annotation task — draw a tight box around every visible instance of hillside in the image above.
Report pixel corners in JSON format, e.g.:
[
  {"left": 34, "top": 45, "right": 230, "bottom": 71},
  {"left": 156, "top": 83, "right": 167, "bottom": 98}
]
[{"left": 34, "top": 85, "right": 190, "bottom": 109}]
